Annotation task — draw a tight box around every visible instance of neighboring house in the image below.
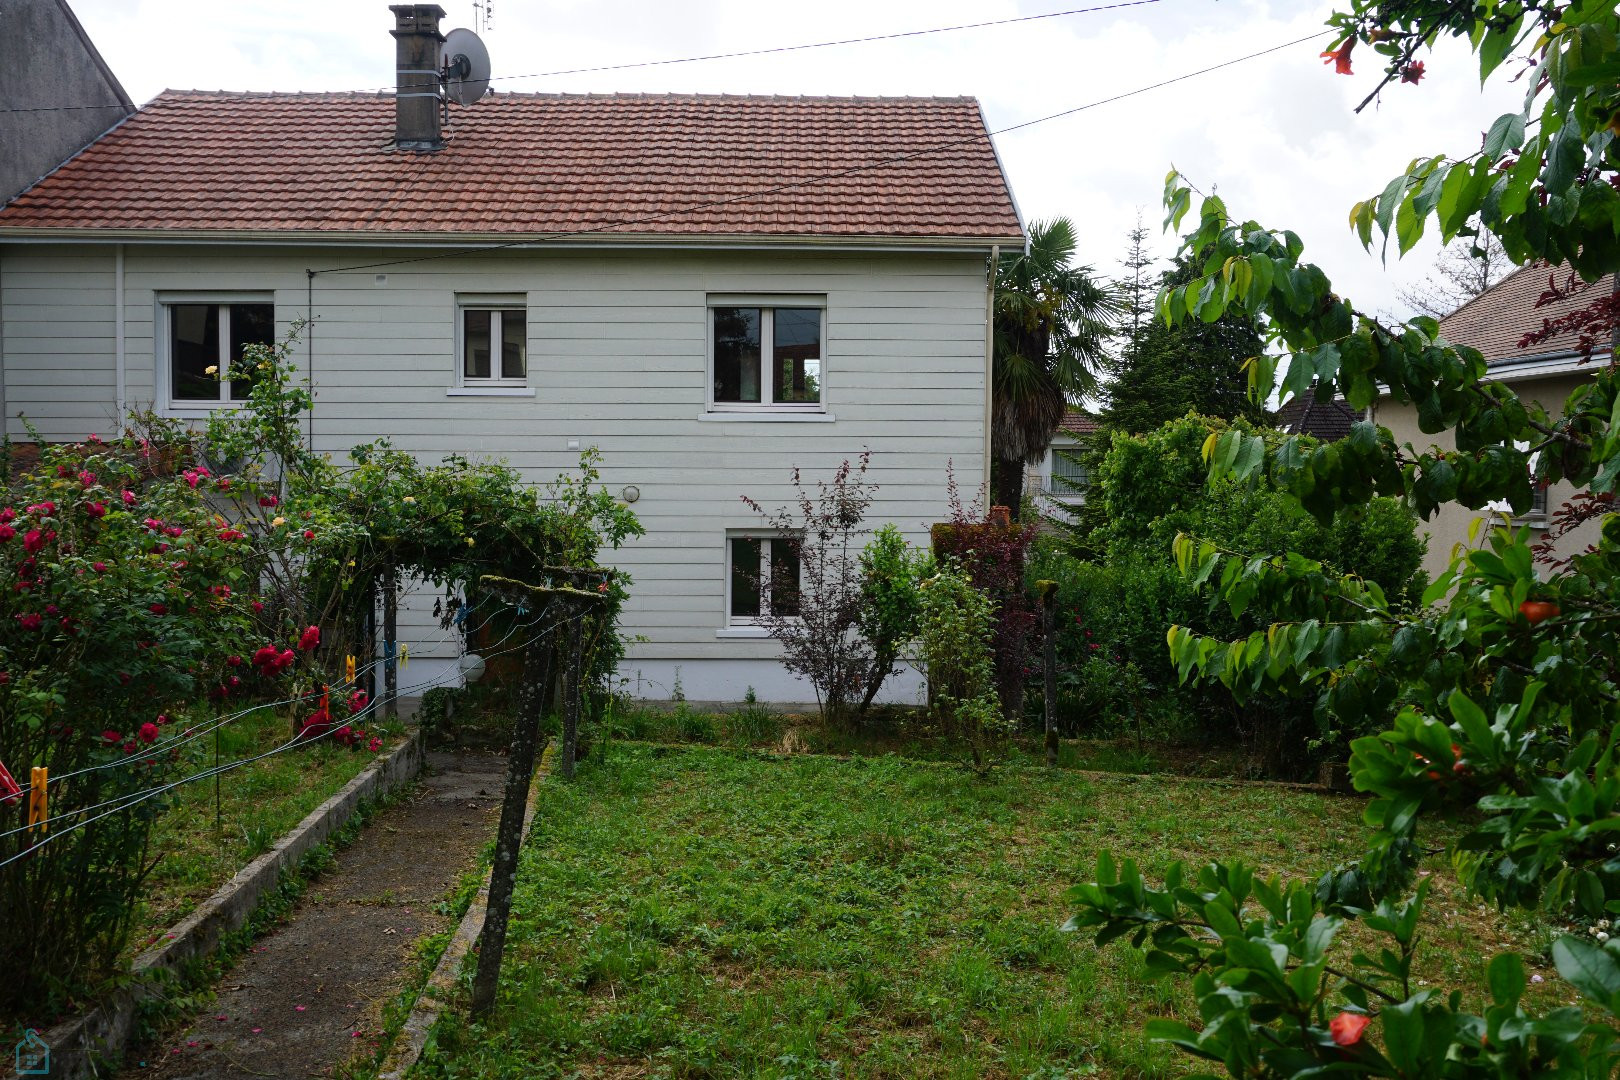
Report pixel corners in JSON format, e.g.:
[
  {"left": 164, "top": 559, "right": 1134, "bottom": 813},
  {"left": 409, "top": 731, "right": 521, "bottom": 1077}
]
[
  {"left": 0, "top": 4, "right": 1024, "bottom": 704},
  {"left": 1368, "top": 264, "right": 1616, "bottom": 580},
  {"left": 1275, "top": 396, "right": 1362, "bottom": 441},
  {"left": 0, "top": 0, "right": 134, "bottom": 204},
  {"left": 1030, "top": 409, "right": 1098, "bottom": 513}
]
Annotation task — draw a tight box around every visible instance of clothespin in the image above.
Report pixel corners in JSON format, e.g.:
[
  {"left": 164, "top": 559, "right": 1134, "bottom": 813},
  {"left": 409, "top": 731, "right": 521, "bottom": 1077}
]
[
  {"left": 345, "top": 654, "right": 357, "bottom": 683},
  {"left": 320, "top": 684, "right": 330, "bottom": 716},
  {"left": 0, "top": 758, "right": 21, "bottom": 805},
  {"left": 400, "top": 644, "right": 410, "bottom": 669},
  {"left": 384, "top": 640, "right": 396, "bottom": 662},
  {"left": 27, "top": 767, "right": 47, "bottom": 837}
]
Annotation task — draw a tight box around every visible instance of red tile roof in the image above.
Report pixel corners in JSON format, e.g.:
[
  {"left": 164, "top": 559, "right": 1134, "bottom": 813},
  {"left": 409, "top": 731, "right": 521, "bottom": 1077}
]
[
  {"left": 0, "top": 91, "right": 1024, "bottom": 243},
  {"left": 1056, "top": 410, "right": 1099, "bottom": 436},
  {"left": 1438, "top": 263, "right": 1617, "bottom": 362}
]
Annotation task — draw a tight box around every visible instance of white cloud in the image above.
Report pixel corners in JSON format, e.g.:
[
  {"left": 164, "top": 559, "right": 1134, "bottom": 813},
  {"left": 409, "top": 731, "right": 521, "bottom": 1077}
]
[{"left": 70, "top": 0, "right": 1526, "bottom": 316}]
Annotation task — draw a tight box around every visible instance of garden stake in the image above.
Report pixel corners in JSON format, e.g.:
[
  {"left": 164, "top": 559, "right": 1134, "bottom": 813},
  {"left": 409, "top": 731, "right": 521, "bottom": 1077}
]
[
  {"left": 1037, "top": 579, "right": 1059, "bottom": 766},
  {"left": 384, "top": 558, "right": 398, "bottom": 719},
  {"left": 27, "top": 767, "right": 46, "bottom": 837}
]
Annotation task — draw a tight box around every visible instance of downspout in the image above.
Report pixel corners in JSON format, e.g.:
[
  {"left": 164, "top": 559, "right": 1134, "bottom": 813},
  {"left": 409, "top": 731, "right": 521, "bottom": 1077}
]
[
  {"left": 115, "top": 244, "right": 126, "bottom": 432},
  {"left": 0, "top": 248, "right": 8, "bottom": 440},
  {"left": 983, "top": 245, "right": 998, "bottom": 494}
]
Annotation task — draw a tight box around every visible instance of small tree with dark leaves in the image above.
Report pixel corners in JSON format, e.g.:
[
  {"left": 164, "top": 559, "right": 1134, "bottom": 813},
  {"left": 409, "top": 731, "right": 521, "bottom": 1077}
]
[{"left": 741, "top": 453, "right": 877, "bottom": 723}]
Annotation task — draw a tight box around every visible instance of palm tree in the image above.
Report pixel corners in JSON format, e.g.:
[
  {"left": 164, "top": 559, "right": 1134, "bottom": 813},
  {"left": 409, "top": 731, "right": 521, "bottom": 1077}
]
[{"left": 991, "top": 217, "right": 1118, "bottom": 517}]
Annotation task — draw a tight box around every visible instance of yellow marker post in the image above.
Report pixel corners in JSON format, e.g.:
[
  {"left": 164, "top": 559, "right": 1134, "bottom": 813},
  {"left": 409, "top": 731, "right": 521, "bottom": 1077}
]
[{"left": 27, "top": 767, "right": 47, "bottom": 837}]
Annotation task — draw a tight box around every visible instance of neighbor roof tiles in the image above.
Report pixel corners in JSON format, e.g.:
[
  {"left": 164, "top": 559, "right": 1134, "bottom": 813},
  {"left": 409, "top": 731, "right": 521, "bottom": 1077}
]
[
  {"left": 0, "top": 91, "right": 1024, "bottom": 243},
  {"left": 1438, "top": 263, "right": 1618, "bottom": 363}
]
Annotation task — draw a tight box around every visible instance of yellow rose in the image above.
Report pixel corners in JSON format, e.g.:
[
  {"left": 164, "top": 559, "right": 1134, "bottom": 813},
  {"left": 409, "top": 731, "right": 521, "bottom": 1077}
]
[
  {"left": 204, "top": 365, "right": 218, "bottom": 375},
  {"left": 271, "top": 516, "right": 286, "bottom": 527}
]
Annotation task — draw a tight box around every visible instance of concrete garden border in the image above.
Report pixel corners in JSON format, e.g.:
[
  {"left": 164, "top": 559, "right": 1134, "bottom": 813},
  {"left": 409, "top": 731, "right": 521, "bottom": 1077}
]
[{"left": 7, "top": 730, "right": 424, "bottom": 1080}]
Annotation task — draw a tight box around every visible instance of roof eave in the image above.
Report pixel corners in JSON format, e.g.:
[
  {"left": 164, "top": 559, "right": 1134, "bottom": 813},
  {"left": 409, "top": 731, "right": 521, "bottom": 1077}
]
[{"left": 0, "top": 227, "right": 1025, "bottom": 253}]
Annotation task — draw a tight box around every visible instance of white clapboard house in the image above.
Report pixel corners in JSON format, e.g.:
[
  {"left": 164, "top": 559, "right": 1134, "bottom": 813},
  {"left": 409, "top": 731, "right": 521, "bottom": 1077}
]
[{"left": 0, "top": 5, "right": 1025, "bottom": 704}]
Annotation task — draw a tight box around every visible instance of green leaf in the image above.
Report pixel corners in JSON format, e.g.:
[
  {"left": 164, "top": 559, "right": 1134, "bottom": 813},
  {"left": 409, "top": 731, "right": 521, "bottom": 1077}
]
[
  {"left": 1551, "top": 935, "right": 1620, "bottom": 1004},
  {"left": 1488, "top": 951, "right": 1526, "bottom": 1007},
  {"left": 1482, "top": 113, "right": 1527, "bottom": 160},
  {"left": 1545, "top": 126, "right": 1585, "bottom": 195}
]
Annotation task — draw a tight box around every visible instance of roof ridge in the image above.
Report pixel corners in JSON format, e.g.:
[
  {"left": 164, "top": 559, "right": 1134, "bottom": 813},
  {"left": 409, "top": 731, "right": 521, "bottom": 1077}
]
[{"left": 150, "top": 89, "right": 981, "bottom": 105}]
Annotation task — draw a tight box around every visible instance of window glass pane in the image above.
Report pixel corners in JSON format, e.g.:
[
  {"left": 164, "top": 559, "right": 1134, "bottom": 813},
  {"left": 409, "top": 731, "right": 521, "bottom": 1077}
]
[
  {"left": 1051, "top": 450, "right": 1088, "bottom": 495},
  {"left": 769, "top": 540, "right": 800, "bottom": 617},
  {"left": 500, "top": 309, "right": 527, "bottom": 380},
  {"left": 771, "top": 308, "right": 821, "bottom": 404},
  {"left": 713, "top": 308, "right": 761, "bottom": 403},
  {"left": 464, "top": 309, "right": 492, "bottom": 379},
  {"left": 729, "top": 538, "right": 761, "bottom": 618},
  {"left": 228, "top": 303, "right": 274, "bottom": 400},
  {"left": 171, "top": 303, "right": 221, "bottom": 401}
]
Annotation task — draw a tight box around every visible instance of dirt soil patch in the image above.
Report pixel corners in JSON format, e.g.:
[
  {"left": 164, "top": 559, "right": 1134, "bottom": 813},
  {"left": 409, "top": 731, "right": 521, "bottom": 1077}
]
[{"left": 117, "top": 749, "right": 507, "bottom": 1080}]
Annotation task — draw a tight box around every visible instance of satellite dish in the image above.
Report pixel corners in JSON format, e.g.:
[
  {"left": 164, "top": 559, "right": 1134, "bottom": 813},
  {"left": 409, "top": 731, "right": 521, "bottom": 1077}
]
[{"left": 442, "top": 28, "right": 490, "bottom": 106}]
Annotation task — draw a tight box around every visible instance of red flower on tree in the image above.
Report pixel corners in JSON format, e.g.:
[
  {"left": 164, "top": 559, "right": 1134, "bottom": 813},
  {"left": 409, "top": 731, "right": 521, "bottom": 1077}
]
[
  {"left": 1400, "top": 60, "right": 1425, "bottom": 84},
  {"left": 1329, "top": 1012, "right": 1371, "bottom": 1047},
  {"left": 1321, "top": 39, "right": 1354, "bottom": 75}
]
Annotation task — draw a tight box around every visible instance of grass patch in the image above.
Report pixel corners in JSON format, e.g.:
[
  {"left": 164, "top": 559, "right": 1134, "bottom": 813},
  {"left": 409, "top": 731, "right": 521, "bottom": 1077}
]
[
  {"left": 124, "top": 708, "right": 399, "bottom": 959},
  {"left": 419, "top": 744, "right": 1554, "bottom": 1078}
]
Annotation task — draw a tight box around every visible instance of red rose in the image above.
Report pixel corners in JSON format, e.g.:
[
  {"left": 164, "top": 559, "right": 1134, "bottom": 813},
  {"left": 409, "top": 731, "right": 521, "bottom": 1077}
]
[
  {"left": 226, "top": 655, "right": 241, "bottom": 667},
  {"left": 251, "top": 601, "right": 265, "bottom": 613},
  {"left": 78, "top": 470, "right": 96, "bottom": 487},
  {"left": 217, "top": 527, "right": 245, "bottom": 541},
  {"left": 259, "top": 495, "right": 279, "bottom": 508},
  {"left": 303, "top": 529, "right": 315, "bottom": 541},
  {"left": 102, "top": 729, "right": 121, "bottom": 745},
  {"left": 0, "top": 508, "right": 14, "bottom": 523},
  {"left": 0, "top": 671, "right": 9, "bottom": 684},
  {"left": 138, "top": 722, "right": 159, "bottom": 743},
  {"left": 298, "top": 625, "right": 320, "bottom": 651},
  {"left": 1329, "top": 1012, "right": 1370, "bottom": 1047},
  {"left": 165, "top": 526, "right": 183, "bottom": 538},
  {"left": 23, "top": 529, "right": 44, "bottom": 554},
  {"left": 368, "top": 736, "right": 382, "bottom": 752},
  {"left": 349, "top": 689, "right": 369, "bottom": 712},
  {"left": 0, "top": 525, "right": 13, "bottom": 543},
  {"left": 155, "top": 713, "right": 169, "bottom": 725},
  {"left": 92, "top": 561, "right": 107, "bottom": 572},
  {"left": 121, "top": 490, "right": 136, "bottom": 506},
  {"left": 18, "top": 613, "right": 42, "bottom": 631},
  {"left": 149, "top": 602, "right": 167, "bottom": 616}
]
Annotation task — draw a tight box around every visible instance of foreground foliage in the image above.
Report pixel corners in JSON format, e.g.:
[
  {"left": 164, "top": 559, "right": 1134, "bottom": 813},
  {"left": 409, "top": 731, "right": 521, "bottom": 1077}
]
[{"left": 1070, "top": 1, "right": 1620, "bottom": 1074}]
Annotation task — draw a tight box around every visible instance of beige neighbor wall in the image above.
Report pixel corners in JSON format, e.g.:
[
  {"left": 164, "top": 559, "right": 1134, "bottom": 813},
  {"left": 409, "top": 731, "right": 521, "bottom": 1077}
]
[{"left": 1369, "top": 371, "right": 1602, "bottom": 582}]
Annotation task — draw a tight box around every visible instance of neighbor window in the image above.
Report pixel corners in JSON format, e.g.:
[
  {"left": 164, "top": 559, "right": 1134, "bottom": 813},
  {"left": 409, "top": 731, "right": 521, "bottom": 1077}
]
[
  {"left": 710, "top": 301, "right": 824, "bottom": 410},
  {"left": 459, "top": 304, "right": 527, "bottom": 386},
  {"left": 727, "top": 535, "right": 801, "bottom": 622},
  {"left": 1050, "top": 448, "right": 1088, "bottom": 497},
  {"left": 167, "top": 301, "right": 274, "bottom": 405}
]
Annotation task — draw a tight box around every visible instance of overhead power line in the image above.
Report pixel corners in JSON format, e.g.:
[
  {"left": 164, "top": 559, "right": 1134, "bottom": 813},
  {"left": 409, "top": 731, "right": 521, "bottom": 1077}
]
[
  {"left": 0, "top": 0, "right": 1163, "bottom": 116},
  {"left": 315, "top": 31, "right": 1321, "bottom": 277}
]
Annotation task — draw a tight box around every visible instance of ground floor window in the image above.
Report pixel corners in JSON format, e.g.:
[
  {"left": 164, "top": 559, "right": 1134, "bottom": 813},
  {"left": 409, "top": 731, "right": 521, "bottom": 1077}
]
[
  {"left": 167, "top": 300, "right": 274, "bottom": 405},
  {"left": 727, "top": 535, "right": 800, "bottom": 622}
]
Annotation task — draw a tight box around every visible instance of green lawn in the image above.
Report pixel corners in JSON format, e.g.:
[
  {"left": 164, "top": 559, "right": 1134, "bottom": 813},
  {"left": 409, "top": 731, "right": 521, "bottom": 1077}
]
[{"left": 417, "top": 744, "right": 1551, "bottom": 1079}]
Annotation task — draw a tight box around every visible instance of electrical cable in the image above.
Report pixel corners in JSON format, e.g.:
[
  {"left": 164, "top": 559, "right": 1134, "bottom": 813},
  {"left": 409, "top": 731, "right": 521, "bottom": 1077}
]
[{"left": 0, "top": 0, "right": 1165, "bottom": 115}]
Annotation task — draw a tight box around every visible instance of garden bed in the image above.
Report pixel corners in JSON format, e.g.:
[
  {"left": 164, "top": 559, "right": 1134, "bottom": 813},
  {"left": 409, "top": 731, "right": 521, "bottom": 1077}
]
[{"left": 417, "top": 744, "right": 1554, "bottom": 1078}]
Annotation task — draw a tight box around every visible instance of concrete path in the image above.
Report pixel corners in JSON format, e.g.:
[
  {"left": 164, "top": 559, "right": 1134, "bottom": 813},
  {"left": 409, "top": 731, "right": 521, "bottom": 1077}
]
[{"left": 117, "top": 750, "right": 506, "bottom": 1080}]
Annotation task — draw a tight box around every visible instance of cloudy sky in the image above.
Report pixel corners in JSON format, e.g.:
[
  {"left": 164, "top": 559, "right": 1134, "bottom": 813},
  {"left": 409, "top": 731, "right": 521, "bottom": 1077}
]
[{"left": 70, "top": 0, "right": 1523, "bottom": 317}]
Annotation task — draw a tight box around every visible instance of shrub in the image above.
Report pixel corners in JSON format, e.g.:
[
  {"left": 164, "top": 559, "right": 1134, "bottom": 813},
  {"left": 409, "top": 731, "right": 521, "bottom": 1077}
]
[
  {"left": 856, "top": 524, "right": 933, "bottom": 713},
  {"left": 916, "top": 564, "right": 1004, "bottom": 769}
]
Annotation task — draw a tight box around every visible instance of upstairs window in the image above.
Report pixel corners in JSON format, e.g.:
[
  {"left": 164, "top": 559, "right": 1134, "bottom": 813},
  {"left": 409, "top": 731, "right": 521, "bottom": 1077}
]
[
  {"left": 710, "top": 300, "right": 824, "bottom": 411},
  {"left": 167, "top": 300, "right": 274, "bottom": 406},
  {"left": 727, "top": 534, "right": 801, "bottom": 623},
  {"left": 459, "top": 302, "right": 527, "bottom": 387}
]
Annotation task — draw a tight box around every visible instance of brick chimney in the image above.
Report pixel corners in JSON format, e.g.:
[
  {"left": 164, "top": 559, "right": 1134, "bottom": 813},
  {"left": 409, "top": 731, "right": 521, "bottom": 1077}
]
[{"left": 390, "top": 4, "right": 446, "bottom": 151}]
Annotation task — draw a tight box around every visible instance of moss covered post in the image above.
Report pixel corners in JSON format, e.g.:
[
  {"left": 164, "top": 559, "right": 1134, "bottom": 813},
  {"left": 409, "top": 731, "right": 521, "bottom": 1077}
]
[
  {"left": 470, "top": 572, "right": 606, "bottom": 1016},
  {"left": 1035, "top": 579, "right": 1059, "bottom": 765}
]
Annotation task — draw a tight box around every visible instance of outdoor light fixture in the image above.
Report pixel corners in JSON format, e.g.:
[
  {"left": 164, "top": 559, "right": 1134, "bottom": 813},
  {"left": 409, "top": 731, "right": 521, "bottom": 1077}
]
[
  {"left": 458, "top": 652, "right": 486, "bottom": 684},
  {"left": 620, "top": 485, "right": 640, "bottom": 503}
]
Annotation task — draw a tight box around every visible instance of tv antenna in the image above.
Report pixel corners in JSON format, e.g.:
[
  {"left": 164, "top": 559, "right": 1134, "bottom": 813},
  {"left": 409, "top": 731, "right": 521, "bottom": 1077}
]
[{"left": 441, "top": 27, "right": 491, "bottom": 108}]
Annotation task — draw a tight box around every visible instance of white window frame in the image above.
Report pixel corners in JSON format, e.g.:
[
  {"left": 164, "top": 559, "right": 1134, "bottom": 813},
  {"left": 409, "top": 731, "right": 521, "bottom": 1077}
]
[
  {"left": 1048, "top": 443, "right": 1088, "bottom": 500},
  {"left": 454, "top": 295, "right": 530, "bottom": 393},
  {"left": 157, "top": 293, "right": 275, "bottom": 414},
  {"left": 723, "top": 531, "right": 803, "bottom": 628},
  {"left": 707, "top": 295, "right": 828, "bottom": 415}
]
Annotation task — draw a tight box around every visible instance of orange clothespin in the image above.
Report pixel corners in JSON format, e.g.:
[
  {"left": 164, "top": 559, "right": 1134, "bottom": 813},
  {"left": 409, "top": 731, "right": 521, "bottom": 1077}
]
[
  {"left": 27, "top": 767, "right": 47, "bottom": 837},
  {"left": 345, "top": 654, "right": 357, "bottom": 684},
  {"left": 320, "top": 684, "right": 331, "bottom": 716},
  {"left": 0, "top": 758, "right": 21, "bottom": 805}
]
